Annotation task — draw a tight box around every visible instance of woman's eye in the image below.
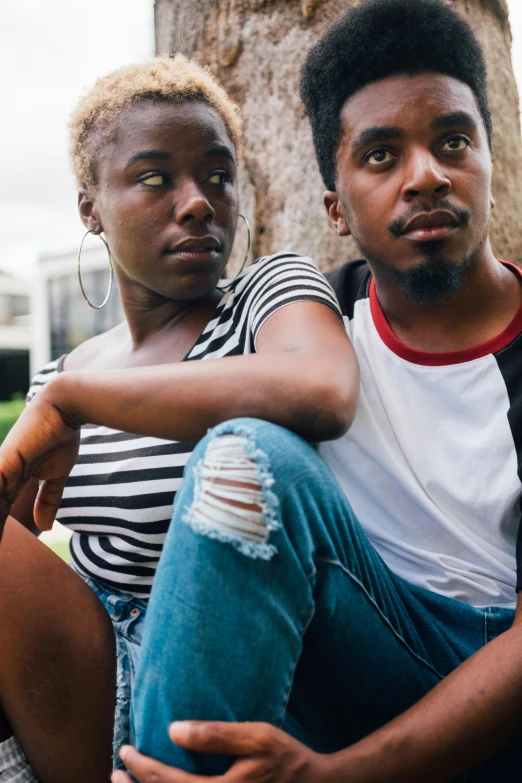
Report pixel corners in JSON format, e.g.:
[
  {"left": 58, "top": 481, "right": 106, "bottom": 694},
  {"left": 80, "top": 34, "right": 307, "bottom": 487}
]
[
  {"left": 139, "top": 173, "right": 167, "bottom": 186},
  {"left": 207, "top": 170, "right": 230, "bottom": 185},
  {"left": 441, "top": 136, "right": 470, "bottom": 152},
  {"left": 366, "top": 149, "right": 395, "bottom": 166}
]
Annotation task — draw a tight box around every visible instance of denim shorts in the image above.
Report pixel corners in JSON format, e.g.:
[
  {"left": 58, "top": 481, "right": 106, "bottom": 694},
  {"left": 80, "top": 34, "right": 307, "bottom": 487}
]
[{"left": 83, "top": 576, "right": 147, "bottom": 771}]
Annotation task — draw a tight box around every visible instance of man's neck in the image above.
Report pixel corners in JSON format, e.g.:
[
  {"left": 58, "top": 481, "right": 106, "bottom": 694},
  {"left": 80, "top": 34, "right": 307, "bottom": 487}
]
[{"left": 369, "top": 244, "right": 522, "bottom": 354}]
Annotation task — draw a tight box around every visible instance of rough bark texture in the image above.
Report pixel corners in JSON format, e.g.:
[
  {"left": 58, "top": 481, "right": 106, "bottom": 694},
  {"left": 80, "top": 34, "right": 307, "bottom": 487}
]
[{"left": 155, "top": 0, "right": 522, "bottom": 272}]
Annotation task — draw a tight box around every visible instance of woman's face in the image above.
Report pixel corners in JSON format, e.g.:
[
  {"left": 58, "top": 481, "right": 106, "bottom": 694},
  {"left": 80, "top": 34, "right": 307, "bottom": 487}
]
[{"left": 81, "top": 100, "right": 239, "bottom": 302}]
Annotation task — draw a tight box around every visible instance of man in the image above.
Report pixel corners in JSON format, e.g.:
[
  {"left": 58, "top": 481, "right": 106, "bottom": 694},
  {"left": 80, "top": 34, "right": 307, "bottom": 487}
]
[{"left": 115, "top": 0, "right": 522, "bottom": 780}]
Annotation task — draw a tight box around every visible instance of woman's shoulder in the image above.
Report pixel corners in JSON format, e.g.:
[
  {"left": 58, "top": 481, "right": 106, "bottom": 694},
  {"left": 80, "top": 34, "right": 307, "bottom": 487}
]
[
  {"left": 217, "top": 252, "right": 321, "bottom": 296},
  {"left": 27, "top": 323, "right": 127, "bottom": 400},
  {"left": 64, "top": 321, "right": 128, "bottom": 372},
  {"left": 242, "top": 252, "right": 319, "bottom": 278}
]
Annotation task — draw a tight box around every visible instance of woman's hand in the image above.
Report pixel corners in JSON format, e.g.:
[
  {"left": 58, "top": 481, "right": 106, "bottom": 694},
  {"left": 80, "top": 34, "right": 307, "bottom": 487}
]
[
  {"left": 111, "top": 722, "right": 336, "bottom": 783},
  {"left": 0, "top": 379, "right": 82, "bottom": 536}
]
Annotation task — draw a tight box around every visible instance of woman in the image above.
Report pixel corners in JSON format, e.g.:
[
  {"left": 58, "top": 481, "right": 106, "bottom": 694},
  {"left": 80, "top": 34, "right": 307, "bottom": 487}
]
[{"left": 0, "top": 55, "right": 358, "bottom": 783}]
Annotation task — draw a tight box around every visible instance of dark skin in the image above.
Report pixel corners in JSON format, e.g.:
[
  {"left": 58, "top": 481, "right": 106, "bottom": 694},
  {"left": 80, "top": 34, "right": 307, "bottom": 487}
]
[
  {"left": 111, "top": 74, "right": 522, "bottom": 783},
  {"left": 326, "top": 72, "right": 522, "bottom": 352},
  {"left": 0, "top": 99, "right": 357, "bottom": 783}
]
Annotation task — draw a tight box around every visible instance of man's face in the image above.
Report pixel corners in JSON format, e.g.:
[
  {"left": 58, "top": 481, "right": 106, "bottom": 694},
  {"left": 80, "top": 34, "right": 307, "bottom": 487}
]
[{"left": 325, "top": 72, "right": 493, "bottom": 304}]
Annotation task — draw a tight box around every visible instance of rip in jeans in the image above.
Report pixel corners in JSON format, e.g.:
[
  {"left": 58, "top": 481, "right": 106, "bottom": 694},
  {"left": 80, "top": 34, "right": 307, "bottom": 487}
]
[{"left": 183, "top": 428, "right": 280, "bottom": 560}]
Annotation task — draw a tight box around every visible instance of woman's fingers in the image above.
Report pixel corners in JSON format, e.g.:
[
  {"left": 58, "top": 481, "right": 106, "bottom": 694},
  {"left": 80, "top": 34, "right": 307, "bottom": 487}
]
[
  {"left": 116, "top": 746, "right": 220, "bottom": 783},
  {"left": 0, "top": 391, "right": 81, "bottom": 536},
  {"left": 0, "top": 444, "right": 28, "bottom": 534},
  {"left": 34, "top": 477, "right": 68, "bottom": 531},
  {"left": 169, "top": 721, "right": 273, "bottom": 756}
]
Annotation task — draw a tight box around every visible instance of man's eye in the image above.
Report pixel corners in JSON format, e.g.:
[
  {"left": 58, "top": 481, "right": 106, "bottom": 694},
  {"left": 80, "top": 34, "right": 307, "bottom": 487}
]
[
  {"left": 366, "top": 149, "right": 395, "bottom": 166},
  {"left": 139, "top": 173, "right": 167, "bottom": 186},
  {"left": 441, "top": 136, "right": 470, "bottom": 152},
  {"left": 207, "top": 170, "right": 230, "bottom": 185}
]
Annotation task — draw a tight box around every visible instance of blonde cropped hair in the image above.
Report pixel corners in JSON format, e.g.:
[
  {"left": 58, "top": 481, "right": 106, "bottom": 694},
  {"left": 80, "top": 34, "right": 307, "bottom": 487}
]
[{"left": 69, "top": 54, "right": 243, "bottom": 188}]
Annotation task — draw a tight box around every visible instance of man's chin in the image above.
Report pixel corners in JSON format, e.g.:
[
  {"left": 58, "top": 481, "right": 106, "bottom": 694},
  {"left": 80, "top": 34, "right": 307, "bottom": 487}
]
[{"left": 393, "top": 252, "right": 474, "bottom": 307}]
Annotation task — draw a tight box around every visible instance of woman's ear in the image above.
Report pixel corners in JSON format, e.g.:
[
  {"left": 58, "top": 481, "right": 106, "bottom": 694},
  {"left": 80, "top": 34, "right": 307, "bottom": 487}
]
[
  {"left": 323, "top": 191, "right": 351, "bottom": 236},
  {"left": 78, "top": 188, "right": 102, "bottom": 233}
]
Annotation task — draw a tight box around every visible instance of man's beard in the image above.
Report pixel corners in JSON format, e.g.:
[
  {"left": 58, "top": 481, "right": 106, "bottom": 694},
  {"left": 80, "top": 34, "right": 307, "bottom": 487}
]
[
  {"left": 387, "top": 249, "right": 477, "bottom": 307},
  {"left": 348, "top": 199, "right": 484, "bottom": 307}
]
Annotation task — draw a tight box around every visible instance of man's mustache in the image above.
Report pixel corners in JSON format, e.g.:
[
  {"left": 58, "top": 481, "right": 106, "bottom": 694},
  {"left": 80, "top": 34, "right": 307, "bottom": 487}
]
[{"left": 388, "top": 200, "right": 471, "bottom": 238}]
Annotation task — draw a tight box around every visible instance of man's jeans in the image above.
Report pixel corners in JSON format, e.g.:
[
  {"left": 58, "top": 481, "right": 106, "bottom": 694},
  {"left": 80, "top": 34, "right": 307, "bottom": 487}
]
[{"left": 132, "top": 418, "right": 519, "bottom": 781}]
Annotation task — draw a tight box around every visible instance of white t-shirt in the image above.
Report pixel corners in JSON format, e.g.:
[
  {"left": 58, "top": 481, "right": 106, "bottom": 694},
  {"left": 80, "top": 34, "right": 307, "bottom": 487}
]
[{"left": 320, "top": 259, "right": 522, "bottom": 609}]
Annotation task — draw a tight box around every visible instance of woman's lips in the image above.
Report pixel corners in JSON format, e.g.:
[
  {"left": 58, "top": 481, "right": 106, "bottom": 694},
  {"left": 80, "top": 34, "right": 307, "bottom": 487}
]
[
  {"left": 165, "top": 237, "right": 222, "bottom": 262},
  {"left": 167, "top": 248, "right": 220, "bottom": 261}
]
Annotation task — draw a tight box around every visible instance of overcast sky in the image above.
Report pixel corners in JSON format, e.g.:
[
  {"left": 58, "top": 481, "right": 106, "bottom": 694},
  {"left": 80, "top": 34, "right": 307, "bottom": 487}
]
[
  {"left": 0, "top": 0, "right": 521, "bottom": 279},
  {"left": 0, "top": 0, "right": 154, "bottom": 278}
]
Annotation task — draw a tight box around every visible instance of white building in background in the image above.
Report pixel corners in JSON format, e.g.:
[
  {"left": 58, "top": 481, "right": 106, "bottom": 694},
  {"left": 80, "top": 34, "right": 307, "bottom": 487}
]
[
  {"left": 31, "top": 244, "right": 122, "bottom": 375},
  {"left": 0, "top": 271, "right": 31, "bottom": 399}
]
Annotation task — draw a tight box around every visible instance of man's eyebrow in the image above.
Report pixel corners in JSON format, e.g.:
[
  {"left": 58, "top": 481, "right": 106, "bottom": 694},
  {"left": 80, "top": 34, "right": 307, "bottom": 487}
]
[
  {"left": 205, "top": 144, "right": 235, "bottom": 163},
  {"left": 350, "top": 126, "right": 404, "bottom": 156},
  {"left": 432, "top": 111, "right": 478, "bottom": 131},
  {"left": 125, "top": 150, "right": 171, "bottom": 168}
]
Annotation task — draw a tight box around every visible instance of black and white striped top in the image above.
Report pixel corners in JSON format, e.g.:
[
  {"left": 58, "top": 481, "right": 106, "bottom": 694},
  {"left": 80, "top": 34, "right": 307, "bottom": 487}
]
[{"left": 28, "top": 253, "right": 341, "bottom": 598}]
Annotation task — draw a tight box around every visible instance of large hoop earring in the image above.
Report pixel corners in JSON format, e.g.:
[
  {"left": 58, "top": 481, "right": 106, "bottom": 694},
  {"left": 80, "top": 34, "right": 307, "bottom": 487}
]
[
  {"left": 77, "top": 230, "right": 114, "bottom": 309},
  {"left": 223, "top": 214, "right": 251, "bottom": 289}
]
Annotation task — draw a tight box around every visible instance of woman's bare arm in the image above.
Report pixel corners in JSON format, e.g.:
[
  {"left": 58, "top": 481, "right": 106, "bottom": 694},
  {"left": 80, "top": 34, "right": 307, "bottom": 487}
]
[
  {"left": 42, "top": 302, "right": 358, "bottom": 444},
  {"left": 0, "top": 302, "right": 358, "bottom": 533}
]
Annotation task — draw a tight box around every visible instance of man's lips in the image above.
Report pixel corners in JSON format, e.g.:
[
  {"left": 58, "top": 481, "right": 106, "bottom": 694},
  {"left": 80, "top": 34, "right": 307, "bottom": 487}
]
[{"left": 400, "top": 210, "right": 461, "bottom": 242}]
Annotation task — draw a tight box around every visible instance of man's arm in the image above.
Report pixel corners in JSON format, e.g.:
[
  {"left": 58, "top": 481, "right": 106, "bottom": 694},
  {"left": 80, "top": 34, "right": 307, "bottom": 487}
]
[
  {"left": 321, "top": 589, "right": 522, "bottom": 782},
  {"left": 112, "top": 592, "right": 522, "bottom": 783}
]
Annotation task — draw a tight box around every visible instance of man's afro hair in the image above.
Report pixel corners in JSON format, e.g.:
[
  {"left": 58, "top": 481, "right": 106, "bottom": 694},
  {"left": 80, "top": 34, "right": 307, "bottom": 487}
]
[{"left": 300, "top": 0, "right": 492, "bottom": 191}]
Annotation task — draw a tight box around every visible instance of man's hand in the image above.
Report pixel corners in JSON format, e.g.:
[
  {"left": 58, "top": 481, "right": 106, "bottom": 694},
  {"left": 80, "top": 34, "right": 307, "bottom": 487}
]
[
  {"left": 0, "top": 379, "right": 81, "bottom": 536},
  {"left": 111, "top": 721, "right": 335, "bottom": 783}
]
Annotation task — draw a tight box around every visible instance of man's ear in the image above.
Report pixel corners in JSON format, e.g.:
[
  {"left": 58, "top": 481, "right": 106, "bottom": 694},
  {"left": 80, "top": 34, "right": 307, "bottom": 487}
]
[
  {"left": 78, "top": 188, "right": 103, "bottom": 233},
  {"left": 323, "top": 191, "right": 351, "bottom": 236}
]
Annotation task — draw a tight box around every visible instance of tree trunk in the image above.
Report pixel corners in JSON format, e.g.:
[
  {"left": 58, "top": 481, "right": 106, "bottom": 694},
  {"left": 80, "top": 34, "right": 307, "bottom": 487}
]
[{"left": 155, "top": 0, "right": 522, "bottom": 272}]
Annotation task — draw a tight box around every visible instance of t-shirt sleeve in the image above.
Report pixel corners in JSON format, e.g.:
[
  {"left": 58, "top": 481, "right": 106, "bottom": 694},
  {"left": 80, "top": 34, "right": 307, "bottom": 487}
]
[
  {"left": 26, "top": 359, "right": 62, "bottom": 403},
  {"left": 247, "top": 254, "right": 343, "bottom": 347}
]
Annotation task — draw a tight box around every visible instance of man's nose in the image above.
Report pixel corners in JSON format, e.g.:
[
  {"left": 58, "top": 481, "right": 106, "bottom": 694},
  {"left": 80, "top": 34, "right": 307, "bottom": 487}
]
[
  {"left": 401, "top": 149, "right": 451, "bottom": 201},
  {"left": 174, "top": 182, "right": 215, "bottom": 224}
]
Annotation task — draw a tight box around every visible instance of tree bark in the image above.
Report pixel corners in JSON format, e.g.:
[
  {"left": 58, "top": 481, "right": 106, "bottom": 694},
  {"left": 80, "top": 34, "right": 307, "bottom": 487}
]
[{"left": 155, "top": 0, "right": 522, "bottom": 271}]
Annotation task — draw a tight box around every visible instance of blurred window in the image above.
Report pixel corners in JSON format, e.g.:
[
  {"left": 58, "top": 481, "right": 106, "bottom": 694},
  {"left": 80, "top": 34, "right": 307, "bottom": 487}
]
[
  {"left": 48, "top": 270, "right": 122, "bottom": 359},
  {"left": 0, "top": 293, "right": 30, "bottom": 326}
]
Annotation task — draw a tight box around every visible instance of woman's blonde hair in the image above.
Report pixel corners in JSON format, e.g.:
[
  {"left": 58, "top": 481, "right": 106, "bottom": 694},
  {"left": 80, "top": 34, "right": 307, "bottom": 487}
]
[{"left": 68, "top": 54, "right": 242, "bottom": 188}]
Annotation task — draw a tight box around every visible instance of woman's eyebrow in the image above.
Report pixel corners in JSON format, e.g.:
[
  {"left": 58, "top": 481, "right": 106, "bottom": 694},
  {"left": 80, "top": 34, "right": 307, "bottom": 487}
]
[
  {"left": 205, "top": 144, "right": 236, "bottom": 163},
  {"left": 431, "top": 111, "right": 478, "bottom": 131},
  {"left": 125, "top": 150, "right": 171, "bottom": 168}
]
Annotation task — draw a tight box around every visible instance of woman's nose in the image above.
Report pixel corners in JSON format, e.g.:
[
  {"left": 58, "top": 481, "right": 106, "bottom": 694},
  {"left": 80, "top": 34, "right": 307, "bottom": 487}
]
[{"left": 174, "top": 183, "right": 215, "bottom": 224}]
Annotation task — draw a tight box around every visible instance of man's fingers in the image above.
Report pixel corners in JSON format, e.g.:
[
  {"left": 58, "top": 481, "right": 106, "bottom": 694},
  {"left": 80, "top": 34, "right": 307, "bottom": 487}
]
[
  {"left": 112, "top": 772, "right": 133, "bottom": 783},
  {"left": 169, "top": 721, "right": 275, "bottom": 756},
  {"left": 118, "top": 745, "right": 219, "bottom": 783},
  {"left": 34, "top": 478, "right": 66, "bottom": 531}
]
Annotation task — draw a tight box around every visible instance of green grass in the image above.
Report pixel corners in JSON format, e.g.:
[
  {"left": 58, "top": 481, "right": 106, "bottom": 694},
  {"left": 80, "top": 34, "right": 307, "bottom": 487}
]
[
  {"left": 45, "top": 538, "right": 71, "bottom": 563},
  {"left": 0, "top": 398, "right": 25, "bottom": 443}
]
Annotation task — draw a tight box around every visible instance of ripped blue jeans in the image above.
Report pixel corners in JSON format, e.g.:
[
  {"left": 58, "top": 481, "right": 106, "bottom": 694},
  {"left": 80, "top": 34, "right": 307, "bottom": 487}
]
[{"left": 132, "top": 418, "right": 520, "bottom": 781}]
